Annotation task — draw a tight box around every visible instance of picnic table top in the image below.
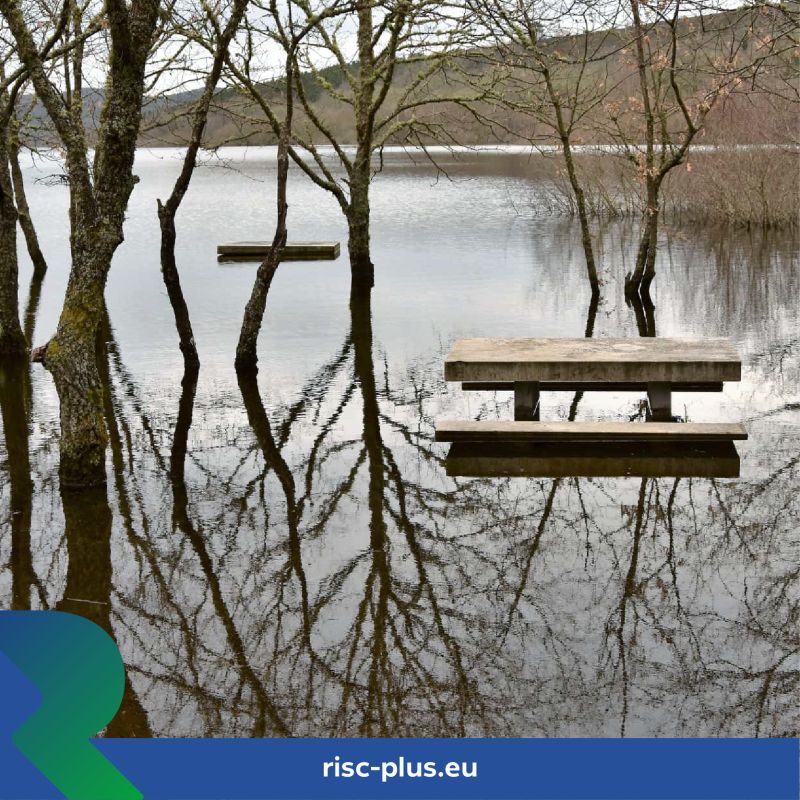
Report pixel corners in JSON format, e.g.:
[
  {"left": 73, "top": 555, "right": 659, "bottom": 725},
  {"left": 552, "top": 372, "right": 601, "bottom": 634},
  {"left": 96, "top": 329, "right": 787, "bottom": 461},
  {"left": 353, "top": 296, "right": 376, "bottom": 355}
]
[{"left": 444, "top": 337, "right": 741, "bottom": 384}]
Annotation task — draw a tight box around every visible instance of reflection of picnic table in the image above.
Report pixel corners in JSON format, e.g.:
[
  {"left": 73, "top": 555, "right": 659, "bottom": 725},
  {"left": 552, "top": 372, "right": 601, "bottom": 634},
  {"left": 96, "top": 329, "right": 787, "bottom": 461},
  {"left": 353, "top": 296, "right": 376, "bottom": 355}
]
[
  {"left": 445, "top": 442, "right": 741, "bottom": 479},
  {"left": 436, "top": 337, "right": 746, "bottom": 443}
]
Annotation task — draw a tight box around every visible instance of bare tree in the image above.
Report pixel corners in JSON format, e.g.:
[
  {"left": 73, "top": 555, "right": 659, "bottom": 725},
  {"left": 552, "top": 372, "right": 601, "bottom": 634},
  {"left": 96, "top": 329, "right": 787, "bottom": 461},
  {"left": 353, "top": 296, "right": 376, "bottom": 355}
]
[
  {"left": 611, "top": 0, "right": 798, "bottom": 295},
  {"left": 156, "top": 0, "right": 250, "bottom": 367},
  {"left": 468, "top": 0, "right": 624, "bottom": 293},
  {"left": 233, "top": 0, "right": 299, "bottom": 370},
  {"left": 1, "top": 0, "right": 165, "bottom": 486},
  {"left": 226, "top": 0, "right": 485, "bottom": 293},
  {"left": 232, "top": 0, "right": 359, "bottom": 368},
  {"left": 0, "top": 12, "right": 73, "bottom": 355}
]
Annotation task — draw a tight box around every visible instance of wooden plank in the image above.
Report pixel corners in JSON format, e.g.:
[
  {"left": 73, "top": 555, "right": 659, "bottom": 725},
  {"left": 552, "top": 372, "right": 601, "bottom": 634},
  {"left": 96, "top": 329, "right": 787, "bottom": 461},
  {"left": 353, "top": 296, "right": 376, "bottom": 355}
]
[
  {"left": 435, "top": 420, "right": 748, "bottom": 443},
  {"left": 445, "top": 338, "right": 741, "bottom": 383},
  {"left": 461, "top": 381, "right": 724, "bottom": 392},
  {"left": 445, "top": 441, "right": 741, "bottom": 478},
  {"left": 217, "top": 241, "right": 341, "bottom": 261}
]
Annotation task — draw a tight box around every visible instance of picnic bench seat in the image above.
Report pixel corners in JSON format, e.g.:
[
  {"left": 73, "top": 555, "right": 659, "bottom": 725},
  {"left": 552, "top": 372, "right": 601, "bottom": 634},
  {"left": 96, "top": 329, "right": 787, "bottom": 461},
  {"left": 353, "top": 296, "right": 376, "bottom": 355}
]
[{"left": 436, "top": 337, "right": 745, "bottom": 443}]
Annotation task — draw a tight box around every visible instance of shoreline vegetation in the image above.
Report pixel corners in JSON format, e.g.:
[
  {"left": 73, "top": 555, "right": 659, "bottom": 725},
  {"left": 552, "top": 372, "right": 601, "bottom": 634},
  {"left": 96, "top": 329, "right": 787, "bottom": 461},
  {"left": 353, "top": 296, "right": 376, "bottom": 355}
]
[{"left": 25, "top": 141, "right": 800, "bottom": 230}]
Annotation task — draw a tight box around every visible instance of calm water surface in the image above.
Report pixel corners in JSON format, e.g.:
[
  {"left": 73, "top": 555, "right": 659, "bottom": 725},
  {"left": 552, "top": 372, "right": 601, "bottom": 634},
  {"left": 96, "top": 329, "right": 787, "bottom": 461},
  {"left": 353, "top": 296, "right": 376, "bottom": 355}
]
[{"left": 1, "top": 147, "right": 798, "bottom": 737}]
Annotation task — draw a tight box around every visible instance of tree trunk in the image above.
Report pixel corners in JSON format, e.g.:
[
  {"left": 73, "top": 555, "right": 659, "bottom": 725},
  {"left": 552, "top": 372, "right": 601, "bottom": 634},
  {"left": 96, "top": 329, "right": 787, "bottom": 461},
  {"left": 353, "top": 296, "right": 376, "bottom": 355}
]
[
  {"left": 348, "top": 166, "right": 374, "bottom": 293},
  {"left": 38, "top": 238, "right": 114, "bottom": 487},
  {"left": 0, "top": 133, "right": 26, "bottom": 355},
  {"left": 640, "top": 205, "right": 659, "bottom": 292},
  {"left": 625, "top": 0, "right": 657, "bottom": 298},
  {"left": 543, "top": 68, "right": 599, "bottom": 293},
  {"left": 235, "top": 53, "right": 293, "bottom": 371},
  {"left": 2, "top": 0, "right": 162, "bottom": 486},
  {"left": 627, "top": 190, "right": 659, "bottom": 296},
  {"left": 158, "top": 201, "right": 199, "bottom": 367},
  {"left": 572, "top": 179, "right": 600, "bottom": 294},
  {"left": 349, "top": 1, "right": 376, "bottom": 294},
  {"left": 9, "top": 136, "right": 47, "bottom": 276},
  {"left": 234, "top": 137, "right": 287, "bottom": 370},
  {"left": 156, "top": 0, "right": 248, "bottom": 368}
]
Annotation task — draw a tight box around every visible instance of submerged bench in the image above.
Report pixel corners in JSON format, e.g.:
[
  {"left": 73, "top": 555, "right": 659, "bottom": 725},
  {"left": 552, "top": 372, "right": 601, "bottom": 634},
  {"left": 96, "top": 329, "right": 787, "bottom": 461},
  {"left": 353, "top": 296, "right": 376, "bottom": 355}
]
[
  {"left": 217, "top": 241, "right": 341, "bottom": 262},
  {"left": 436, "top": 337, "right": 745, "bottom": 443}
]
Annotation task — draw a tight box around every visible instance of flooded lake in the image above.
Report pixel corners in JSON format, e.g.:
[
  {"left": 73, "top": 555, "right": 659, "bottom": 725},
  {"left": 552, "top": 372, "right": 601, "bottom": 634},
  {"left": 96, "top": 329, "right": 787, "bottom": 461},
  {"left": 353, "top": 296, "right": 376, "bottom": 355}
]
[{"left": 1, "top": 147, "right": 798, "bottom": 738}]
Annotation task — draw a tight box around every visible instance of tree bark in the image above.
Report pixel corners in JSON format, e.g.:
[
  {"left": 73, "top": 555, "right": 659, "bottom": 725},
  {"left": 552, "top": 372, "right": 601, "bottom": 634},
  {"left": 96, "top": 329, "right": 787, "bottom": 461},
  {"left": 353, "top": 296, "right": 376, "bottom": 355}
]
[
  {"left": 0, "top": 130, "right": 26, "bottom": 355},
  {"left": 157, "top": 201, "right": 199, "bottom": 367},
  {"left": 39, "top": 238, "right": 114, "bottom": 487},
  {"left": 624, "top": 0, "right": 656, "bottom": 297},
  {"left": 640, "top": 202, "right": 659, "bottom": 293},
  {"left": 348, "top": 1, "right": 376, "bottom": 293},
  {"left": 348, "top": 162, "right": 374, "bottom": 293},
  {"left": 235, "top": 53, "right": 293, "bottom": 371}
]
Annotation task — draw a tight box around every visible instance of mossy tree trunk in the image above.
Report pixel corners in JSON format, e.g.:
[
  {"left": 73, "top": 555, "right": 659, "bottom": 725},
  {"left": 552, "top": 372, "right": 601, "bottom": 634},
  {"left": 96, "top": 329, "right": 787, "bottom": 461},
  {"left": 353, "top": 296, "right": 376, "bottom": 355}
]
[
  {"left": 1, "top": 0, "right": 162, "bottom": 486},
  {"left": 347, "top": 159, "right": 374, "bottom": 293}
]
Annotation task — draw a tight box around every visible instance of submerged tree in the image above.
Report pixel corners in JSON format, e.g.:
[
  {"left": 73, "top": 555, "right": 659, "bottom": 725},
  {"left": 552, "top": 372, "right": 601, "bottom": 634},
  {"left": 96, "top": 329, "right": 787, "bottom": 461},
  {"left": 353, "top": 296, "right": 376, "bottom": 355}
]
[
  {"left": 232, "top": 0, "right": 300, "bottom": 370},
  {"left": 469, "top": 0, "right": 622, "bottom": 294},
  {"left": 9, "top": 89, "right": 48, "bottom": 276},
  {"left": 0, "top": 68, "right": 26, "bottom": 356},
  {"left": 227, "top": 0, "right": 484, "bottom": 293},
  {"left": 156, "top": 0, "right": 250, "bottom": 367},
  {"left": 613, "top": 0, "right": 798, "bottom": 295},
  {"left": 1, "top": 0, "right": 164, "bottom": 486},
  {"left": 0, "top": 16, "right": 65, "bottom": 356}
]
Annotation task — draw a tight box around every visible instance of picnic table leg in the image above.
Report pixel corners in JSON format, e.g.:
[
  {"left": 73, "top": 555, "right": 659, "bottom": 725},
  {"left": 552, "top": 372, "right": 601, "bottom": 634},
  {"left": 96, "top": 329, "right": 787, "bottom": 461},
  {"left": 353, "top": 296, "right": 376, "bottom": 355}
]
[
  {"left": 514, "top": 382, "right": 540, "bottom": 421},
  {"left": 647, "top": 382, "right": 672, "bottom": 421}
]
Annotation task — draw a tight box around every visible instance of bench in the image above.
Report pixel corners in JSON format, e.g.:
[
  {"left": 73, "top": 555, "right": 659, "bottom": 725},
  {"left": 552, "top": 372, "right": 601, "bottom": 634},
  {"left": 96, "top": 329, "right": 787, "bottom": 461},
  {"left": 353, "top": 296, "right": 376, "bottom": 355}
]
[{"left": 436, "top": 337, "right": 745, "bottom": 443}]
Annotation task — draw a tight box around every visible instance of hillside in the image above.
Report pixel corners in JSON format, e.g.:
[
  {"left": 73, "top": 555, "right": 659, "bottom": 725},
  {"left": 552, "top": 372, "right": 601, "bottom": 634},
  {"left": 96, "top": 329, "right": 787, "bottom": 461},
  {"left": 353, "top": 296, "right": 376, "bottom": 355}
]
[{"left": 137, "top": 7, "right": 798, "bottom": 149}]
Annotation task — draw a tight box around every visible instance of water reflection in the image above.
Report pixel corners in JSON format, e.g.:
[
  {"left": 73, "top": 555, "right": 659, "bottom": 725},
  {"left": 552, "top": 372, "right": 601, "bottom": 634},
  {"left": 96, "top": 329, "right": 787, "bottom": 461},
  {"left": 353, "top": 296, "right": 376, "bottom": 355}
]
[
  {"left": 2, "top": 161, "right": 799, "bottom": 738},
  {"left": 0, "top": 361, "right": 34, "bottom": 610},
  {"left": 56, "top": 484, "right": 151, "bottom": 737},
  {"left": 445, "top": 442, "right": 741, "bottom": 478}
]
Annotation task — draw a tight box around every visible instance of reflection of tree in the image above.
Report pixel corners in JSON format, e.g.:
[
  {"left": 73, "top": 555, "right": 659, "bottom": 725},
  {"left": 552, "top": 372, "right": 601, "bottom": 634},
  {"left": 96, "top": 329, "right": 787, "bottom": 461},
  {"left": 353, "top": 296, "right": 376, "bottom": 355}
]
[
  {"left": 2, "top": 234, "right": 798, "bottom": 738},
  {"left": 170, "top": 365, "right": 290, "bottom": 737},
  {"left": 55, "top": 482, "right": 151, "bottom": 737},
  {"left": 345, "top": 290, "right": 475, "bottom": 735},
  {"left": 0, "top": 361, "right": 35, "bottom": 609}
]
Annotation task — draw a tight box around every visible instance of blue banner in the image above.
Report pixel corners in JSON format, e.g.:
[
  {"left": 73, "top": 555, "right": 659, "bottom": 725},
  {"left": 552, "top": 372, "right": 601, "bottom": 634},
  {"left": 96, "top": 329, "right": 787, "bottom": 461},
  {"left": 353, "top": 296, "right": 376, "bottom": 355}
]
[
  {"left": 2, "top": 613, "right": 798, "bottom": 799},
  {"left": 96, "top": 738, "right": 800, "bottom": 800},
  {"left": 4, "top": 737, "right": 797, "bottom": 799}
]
